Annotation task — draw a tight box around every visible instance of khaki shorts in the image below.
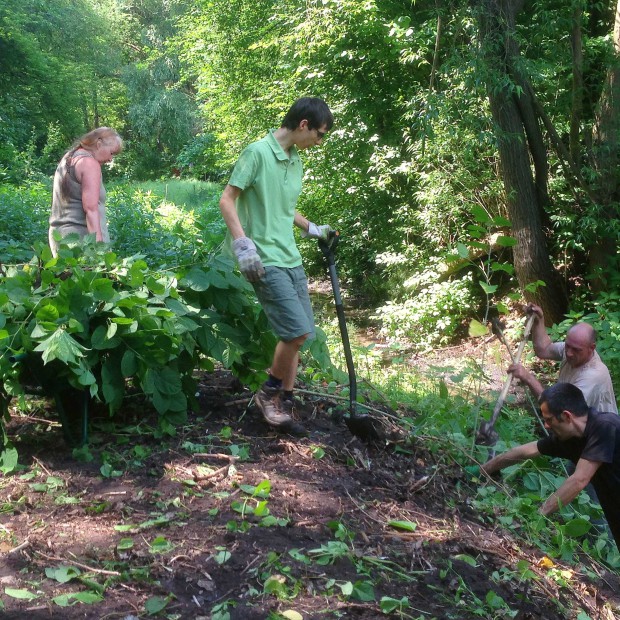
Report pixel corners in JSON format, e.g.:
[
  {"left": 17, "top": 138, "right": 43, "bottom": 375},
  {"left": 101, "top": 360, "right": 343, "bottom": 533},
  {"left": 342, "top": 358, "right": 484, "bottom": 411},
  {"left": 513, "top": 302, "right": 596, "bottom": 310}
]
[{"left": 252, "top": 265, "right": 315, "bottom": 342}]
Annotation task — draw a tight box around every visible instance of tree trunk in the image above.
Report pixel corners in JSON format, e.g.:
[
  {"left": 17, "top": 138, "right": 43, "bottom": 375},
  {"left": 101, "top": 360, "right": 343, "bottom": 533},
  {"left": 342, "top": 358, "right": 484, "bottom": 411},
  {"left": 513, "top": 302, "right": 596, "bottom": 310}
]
[
  {"left": 476, "top": 0, "right": 568, "bottom": 323},
  {"left": 570, "top": 4, "right": 583, "bottom": 164},
  {"left": 589, "top": 0, "right": 620, "bottom": 288}
]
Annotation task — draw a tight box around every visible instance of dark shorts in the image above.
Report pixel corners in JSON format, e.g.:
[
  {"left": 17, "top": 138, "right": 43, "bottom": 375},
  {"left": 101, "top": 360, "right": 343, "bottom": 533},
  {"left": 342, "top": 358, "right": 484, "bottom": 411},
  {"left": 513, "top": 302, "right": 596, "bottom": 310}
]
[{"left": 252, "top": 265, "right": 315, "bottom": 342}]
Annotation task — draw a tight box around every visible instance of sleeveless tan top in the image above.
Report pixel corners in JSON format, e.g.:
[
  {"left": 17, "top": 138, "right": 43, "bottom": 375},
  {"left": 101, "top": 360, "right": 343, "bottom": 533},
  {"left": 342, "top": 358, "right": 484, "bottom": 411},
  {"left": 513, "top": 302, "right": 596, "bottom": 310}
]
[{"left": 49, "top": 149, "right": 108, "bottom": 254}]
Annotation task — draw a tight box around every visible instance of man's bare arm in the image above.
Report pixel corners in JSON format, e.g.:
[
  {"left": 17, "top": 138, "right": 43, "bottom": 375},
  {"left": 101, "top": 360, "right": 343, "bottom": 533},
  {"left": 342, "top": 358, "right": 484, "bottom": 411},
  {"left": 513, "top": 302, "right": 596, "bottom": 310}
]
[
  {"left": 539, "top": 458, "right": 601, "bottom": 516},
  {"left": 482, "top": 441, "right": 541, "bottom": 476},
  {"left": 219, "top": 185, "right": 244, "bottom": 239},
  {"left": 527, "top": 304, "right": 556, "bottom": 359}
]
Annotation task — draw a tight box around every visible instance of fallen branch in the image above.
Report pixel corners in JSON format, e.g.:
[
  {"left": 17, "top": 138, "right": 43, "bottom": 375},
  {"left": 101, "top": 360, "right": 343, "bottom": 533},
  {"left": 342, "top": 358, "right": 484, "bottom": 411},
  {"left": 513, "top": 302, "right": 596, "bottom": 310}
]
[
  {"left": 32, "top": 456, "right": 53, "bottom": 477},
  {"left": 193, "top": 464, "right": 230, "bottom": 481},
  {"left": 8, "top": 538, "right": 30, "bottom": 554},
  {"left": 33, "top": 550, "right": 121, "bottom": 576},
  {"left": 296, "top": 388, "right": 403, "bottom": 422},
  {"left": 224, "top": 397, "right": 252, "bottom": 407},
  {"left": 192, "top": 453, "right": 239, "bottom": 462}
]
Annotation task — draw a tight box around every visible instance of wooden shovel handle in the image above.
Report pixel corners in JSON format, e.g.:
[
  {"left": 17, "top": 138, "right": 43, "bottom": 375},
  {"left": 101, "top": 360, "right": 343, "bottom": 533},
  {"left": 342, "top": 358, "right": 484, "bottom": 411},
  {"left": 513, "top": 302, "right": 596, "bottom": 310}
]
[{"left": 488, "top": 313, "right": 536, "bottom": 427}]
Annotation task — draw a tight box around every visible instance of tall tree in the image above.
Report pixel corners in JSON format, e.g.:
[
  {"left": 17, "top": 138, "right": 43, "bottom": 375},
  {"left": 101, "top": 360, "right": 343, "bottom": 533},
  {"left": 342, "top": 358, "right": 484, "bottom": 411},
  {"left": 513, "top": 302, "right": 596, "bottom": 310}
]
[
  {"left": 589, "top": 0, "right": 620, "bottom": 286},
  {"left": 474, "top": 0, "right": 568, "bottom": 323}
]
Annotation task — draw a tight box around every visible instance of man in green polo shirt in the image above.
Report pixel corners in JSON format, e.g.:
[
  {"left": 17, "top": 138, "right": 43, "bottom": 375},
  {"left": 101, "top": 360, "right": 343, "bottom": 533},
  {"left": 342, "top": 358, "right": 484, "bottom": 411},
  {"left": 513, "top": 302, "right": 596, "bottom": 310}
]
[{"left": 219, "top": 97, "right": 334, "bottom": 435}]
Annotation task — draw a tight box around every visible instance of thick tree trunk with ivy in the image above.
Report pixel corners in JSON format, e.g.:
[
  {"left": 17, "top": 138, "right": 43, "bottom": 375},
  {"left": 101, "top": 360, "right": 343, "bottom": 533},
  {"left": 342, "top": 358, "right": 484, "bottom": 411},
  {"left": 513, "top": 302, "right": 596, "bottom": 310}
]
[
  {"left": 476, "top": 0, "right": 568, "bottom": 323},
  {"left": 589, "top": 0, "right": 620, "bottom": 288}
]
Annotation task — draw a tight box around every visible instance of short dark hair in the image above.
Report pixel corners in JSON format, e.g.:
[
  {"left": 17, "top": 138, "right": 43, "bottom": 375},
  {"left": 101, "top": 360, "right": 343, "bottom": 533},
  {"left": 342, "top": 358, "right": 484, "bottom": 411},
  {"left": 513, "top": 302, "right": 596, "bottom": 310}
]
[
  {"left": 281, "top": 97, "right": 334, "bottom": 131},
  {"left": 539, "top": 382, "right": 590, "bottom": 419}
]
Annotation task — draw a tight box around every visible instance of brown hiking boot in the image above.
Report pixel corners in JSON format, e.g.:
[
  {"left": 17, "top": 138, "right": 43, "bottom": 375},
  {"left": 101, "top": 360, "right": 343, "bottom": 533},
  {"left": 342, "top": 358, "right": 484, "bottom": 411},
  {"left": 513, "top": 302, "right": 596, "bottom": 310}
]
[
  {"left": 255, "top": 385, "right": 306, "bottom": 436},
  {"left": 281, "top": 397, "right": 295, "bottom": 418}
]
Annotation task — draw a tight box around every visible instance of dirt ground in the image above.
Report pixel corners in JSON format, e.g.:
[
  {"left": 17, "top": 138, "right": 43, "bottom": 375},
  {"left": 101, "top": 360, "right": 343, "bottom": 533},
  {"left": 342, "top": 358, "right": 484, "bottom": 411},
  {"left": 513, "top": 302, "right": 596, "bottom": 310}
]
[{"left": 1, "top": 365, "right": 620, "bottom": 620}]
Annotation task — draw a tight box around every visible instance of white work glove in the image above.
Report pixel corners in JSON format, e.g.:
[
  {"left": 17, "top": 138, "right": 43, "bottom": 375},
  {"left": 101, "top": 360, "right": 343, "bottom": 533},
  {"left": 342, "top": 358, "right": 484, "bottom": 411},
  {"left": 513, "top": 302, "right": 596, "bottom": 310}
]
[
  {"left": 302, "top": 222, "right": 333, "bottom": 241},
  {"left": 232, "top": 237, "right": 265, "bottom": 282}
]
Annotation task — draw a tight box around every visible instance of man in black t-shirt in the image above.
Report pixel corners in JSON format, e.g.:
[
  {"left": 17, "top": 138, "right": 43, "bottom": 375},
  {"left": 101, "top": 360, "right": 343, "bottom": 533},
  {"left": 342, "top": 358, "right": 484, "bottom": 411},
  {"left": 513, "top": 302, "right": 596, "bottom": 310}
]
[{"left": 481, "top": 382, "right": 620, "bottom": 549}]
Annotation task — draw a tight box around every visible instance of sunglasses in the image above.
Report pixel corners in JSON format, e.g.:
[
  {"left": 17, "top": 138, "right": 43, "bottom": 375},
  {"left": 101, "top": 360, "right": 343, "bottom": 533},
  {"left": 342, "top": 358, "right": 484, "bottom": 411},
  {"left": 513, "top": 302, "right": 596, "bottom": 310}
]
[{"left": 315, "top": 128, "right": 327, "bottom": 140}]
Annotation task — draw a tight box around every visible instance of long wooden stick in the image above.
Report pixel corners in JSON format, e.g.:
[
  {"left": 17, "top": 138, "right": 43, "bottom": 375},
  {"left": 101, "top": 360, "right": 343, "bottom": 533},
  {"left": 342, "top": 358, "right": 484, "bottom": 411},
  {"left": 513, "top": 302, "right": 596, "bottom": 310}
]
[{"left": 487, "top": 313, "right": 536, "bottom": 429}]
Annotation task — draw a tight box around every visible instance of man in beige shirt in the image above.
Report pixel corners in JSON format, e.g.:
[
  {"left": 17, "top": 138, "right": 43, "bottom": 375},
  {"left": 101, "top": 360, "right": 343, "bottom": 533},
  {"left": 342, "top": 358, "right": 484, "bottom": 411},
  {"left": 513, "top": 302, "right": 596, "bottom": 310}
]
[{"left": 509, "top": 304, "right": 617, "bottom": 414}]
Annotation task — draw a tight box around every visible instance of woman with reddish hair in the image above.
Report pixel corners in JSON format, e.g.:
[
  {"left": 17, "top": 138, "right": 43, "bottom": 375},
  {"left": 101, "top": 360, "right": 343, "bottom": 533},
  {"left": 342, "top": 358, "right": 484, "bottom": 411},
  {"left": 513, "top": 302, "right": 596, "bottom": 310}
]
[{"left": 49, "top": 127, "right": 123, "bottom": 256}]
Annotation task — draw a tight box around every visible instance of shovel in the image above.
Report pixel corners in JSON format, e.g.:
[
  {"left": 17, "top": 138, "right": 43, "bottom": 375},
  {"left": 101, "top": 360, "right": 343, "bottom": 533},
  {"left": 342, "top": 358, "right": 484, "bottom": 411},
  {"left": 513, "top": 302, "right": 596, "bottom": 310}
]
[
  {"left": 477, "top": 313, "right": 536, "bottom": 447},
  {"left": 318, "top": 232, "right": 381, "bottom": 442}
]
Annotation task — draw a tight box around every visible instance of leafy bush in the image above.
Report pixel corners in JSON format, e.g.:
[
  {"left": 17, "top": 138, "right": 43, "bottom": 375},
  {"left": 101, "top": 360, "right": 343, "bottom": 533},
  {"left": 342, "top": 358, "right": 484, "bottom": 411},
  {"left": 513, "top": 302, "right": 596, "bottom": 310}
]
[
  {"left": 0, "top": 182, "right": 50, "bottom": 260},
  {"left": 106, "top": 185, "right": 226, "bottom": 268},
  {"left": 0, "top": 180, "right": 227, "bottom": 269},
  {"left": 176, "top": 133, "right": 224, "bottom": 181},
  {"left": 0, "top": 239, "right": 333, "bottom": 469},
  {"left": 372, "top": 274, "right": 478, "bottom": 350}
]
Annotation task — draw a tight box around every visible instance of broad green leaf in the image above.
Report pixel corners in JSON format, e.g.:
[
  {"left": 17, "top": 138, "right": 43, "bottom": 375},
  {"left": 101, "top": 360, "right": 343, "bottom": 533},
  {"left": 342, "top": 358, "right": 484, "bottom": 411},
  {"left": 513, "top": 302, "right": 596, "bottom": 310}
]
[
  {"left": 253, "top": 479, "right": 271, "bottom": 498},
  {"left": 45, "top": 565, "right": 81, "bottom": 584},
  {"left": 456, "top": 242, "right": 469, "bottom": 258},
  {"left": 453, "top": 553, "right": 478, "bottom": 567},
  {"left": 34, "top": 329, "right": 87, "bottom": 365},
  {"left": 214, "top": 550, "right": 231, "bottom": 564},
  {"left": 165, "top": 297, "right": 189, "bottom": 316},
  {"left": 152, "top": 366, "right": 183, "bottom": 396},
  {"left": 0, "top": 445, "right": 19, "bottom": 474},
  {"left": 102, "top": 359, "right": 125, "bottom": 410},
  {"left": 111, "top": 317, "right": 136, "bottom": 325},
  {"left": 471, "top": 205, "right": 491, "bottom": 224},
  {"left": 121, "top": 350, "right": 138, "bottom": 377},
  {"left": 564, "top": 518, "right": 592, "bottom": 537},
  {"left": 380, "top": 596, "right": 410, "bottom": 613},
  {"left": 106, "top": 322, "right": 118, "bottom": 339},
  {"left": 145, "top": 595, "right": 170, "bottom": 615},
  {"left": 70, "top": 591, "right": 103, "bottom": 604},
  {"left": 339, "top": 581, "right": 353, "bottom": 596},
  {"left": 495, "top": 235, "right": 517, "bottom": 247},
  {"left": 181, "top": 267, "right": 211, "bottom": 291},
  {"left": 479, "top": 281, "right": 498, "bottom": 294},
  {"left": 36, "top": 304, "right": 60, "bottom": 322},
  {"left": 281, "top": 611, "right": 303, "bottom": 620},
  {"left": 387, "top": 520, "right": 417, "bottom": 532},
  {"left": 52, "top": 593, "right": 74, "bottom": 607},
  {"left": 117, "top": 537, "right": 134, "bottom": 550},
  {"left": 90, "top": 277, "right": 115, "bottom": 301},
  {"left": 351, "top": 580, "right": 375, "bottom": 601},
  {"left": 5, "top": 587, "right": 38, "bottom": 600},
  {"left": 491, "top": 215, "right": 512, "bottom": 227},
  {"left": 468, "top": 319, "right": 488, "bottom": 337},
  {"left": 5, "top": 277, "right": 31, "bottom": 304},
  {"left": 490, "top": 261, "right": 514, "bottom": 274},
  {"left": 149, "top": 536, "right": 174, "bottom": 554}
]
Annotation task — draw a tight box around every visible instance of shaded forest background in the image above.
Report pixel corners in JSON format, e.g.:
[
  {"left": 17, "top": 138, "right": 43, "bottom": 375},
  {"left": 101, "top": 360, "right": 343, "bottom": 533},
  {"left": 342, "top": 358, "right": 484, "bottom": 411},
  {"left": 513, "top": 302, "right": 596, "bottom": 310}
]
[{"left": 1, "top": 0, "right": 620, "bottom": 338}]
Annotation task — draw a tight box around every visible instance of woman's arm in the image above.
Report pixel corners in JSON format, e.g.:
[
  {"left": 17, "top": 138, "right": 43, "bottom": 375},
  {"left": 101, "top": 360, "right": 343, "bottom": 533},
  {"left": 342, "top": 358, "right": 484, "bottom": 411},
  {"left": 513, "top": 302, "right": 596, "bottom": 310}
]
[{"left": 75, "top": 156, "right": 103, "bottom": 241}]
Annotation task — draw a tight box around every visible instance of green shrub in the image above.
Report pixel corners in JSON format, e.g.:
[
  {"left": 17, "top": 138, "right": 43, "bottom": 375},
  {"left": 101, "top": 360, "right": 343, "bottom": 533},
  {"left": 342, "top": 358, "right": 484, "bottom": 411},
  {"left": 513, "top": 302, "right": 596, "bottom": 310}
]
[
  {"left": 0, "top": 239, "right": 333, "bottom": 468},
  {"left": 373, "top": 274, "right": 477, "bottom": 350}
]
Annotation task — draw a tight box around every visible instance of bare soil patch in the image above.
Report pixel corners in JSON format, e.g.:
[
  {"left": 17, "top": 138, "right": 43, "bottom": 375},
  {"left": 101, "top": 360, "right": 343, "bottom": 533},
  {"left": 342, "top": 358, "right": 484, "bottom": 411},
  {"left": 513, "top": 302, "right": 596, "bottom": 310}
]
[{"left": 1, "top": 368, "right": 619, "bottom": 619}]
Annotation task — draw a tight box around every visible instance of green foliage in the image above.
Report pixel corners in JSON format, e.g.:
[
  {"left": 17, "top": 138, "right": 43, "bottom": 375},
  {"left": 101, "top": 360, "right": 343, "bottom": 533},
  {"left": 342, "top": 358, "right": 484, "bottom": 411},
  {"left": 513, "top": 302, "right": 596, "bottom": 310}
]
[
  {"left": 373, "top": 274, "right": 478, "bottom": 350},
  {"left": 0, "top": 237, "right": 332, "bottom": 463},
  {"left": 123, "top": 59, "right": 195, "bottom": 179},
  {"left": 175, "top": 133, "right": 224, "bottom": 181},
  {"left": 106, "top": 184, "right": 226, "bottom": 268},
  {"left": 0, "top": 183, "right": 50, "bottom": 262},
  {"left": 0, "top": 0, "right": 126, "bottom": 176}
]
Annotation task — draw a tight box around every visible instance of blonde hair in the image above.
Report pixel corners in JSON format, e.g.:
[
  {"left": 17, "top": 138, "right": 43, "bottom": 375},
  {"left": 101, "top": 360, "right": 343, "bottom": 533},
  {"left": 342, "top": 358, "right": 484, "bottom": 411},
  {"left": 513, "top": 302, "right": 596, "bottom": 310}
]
[
  {"left": 75, "top": 126, "right": 123, "bottom": 153},
  {"left": 60, "top": 127, "right": 123, "bottom": 199}
]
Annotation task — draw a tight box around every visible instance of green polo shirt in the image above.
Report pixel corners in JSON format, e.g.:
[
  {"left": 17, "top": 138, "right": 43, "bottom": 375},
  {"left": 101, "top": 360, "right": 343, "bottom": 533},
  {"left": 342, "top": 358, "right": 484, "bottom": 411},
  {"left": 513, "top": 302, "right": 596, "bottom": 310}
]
[{"left": 228, "top": 130, "right": 303, "bottom": 268}]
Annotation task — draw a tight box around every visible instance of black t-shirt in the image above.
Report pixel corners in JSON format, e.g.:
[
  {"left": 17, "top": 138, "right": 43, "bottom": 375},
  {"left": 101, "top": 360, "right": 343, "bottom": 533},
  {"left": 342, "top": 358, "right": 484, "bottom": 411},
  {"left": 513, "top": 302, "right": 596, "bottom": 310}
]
[{"left": 537, "top": 410, "right": 620, "bottom": 548}]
